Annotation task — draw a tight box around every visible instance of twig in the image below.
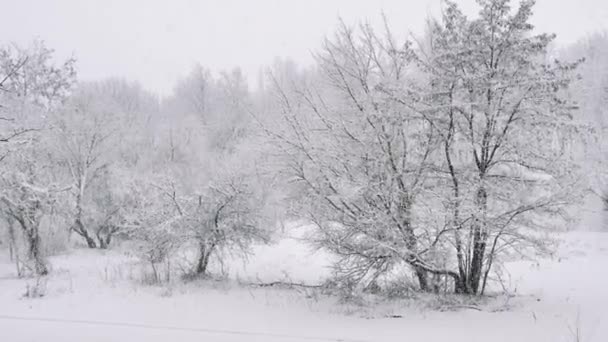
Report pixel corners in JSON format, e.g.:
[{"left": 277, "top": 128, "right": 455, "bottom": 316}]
[{"left": 244, "top": 280, "right": 325, "bottom": 289}]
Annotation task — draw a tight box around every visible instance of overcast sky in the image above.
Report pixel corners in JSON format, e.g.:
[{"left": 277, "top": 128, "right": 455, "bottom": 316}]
[{"left": 2, "top": 0, "right": 607, "bottom": 96}]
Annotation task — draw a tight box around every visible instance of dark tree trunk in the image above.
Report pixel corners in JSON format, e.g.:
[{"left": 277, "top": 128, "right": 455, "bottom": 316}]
[
  {"left": 12, "top": 215, "right": 47, "bottom": 276},
  {"left": 454, "top": 275, "right": 466, "bottom": 294},
  {"left": 414, "top": 266, "right": 430, "bottom": 292},
  {"left": 19, "top": 220, "right": 48, "bottom": 276},
  {"left": 105, "top": 232, "right": 113, "bottom": 248},
  {"left": 195, "top": 242, "right": 215, "bottom": 275},
  {"left": 469, "top": 239, "right": 486, "bottom": 294},
  {"left": 84, "top": 235, "right": 97, "bottom": 248},
  {"left": 467, "top": 185, "right": 488, "bottom": 294},
  {"left": 96, "top": 225, "right": 115, "bottom": 250},
  {"left": 28, "top": 232, "right": 48, "bottom": 276},
  {"left": 73, "top": 189, "right": 98, "bottom": 249},
  {"left": 195, "top": 253, "right": 209, "bottom": 275},
  {"left": 73, "top": 219, "right": 97, "bottom": 248},
  {"left": 3, "top": 206, "right": 47, "bottom": 276}
]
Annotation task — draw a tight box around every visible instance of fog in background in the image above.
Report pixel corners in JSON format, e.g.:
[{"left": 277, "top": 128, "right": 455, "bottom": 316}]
[{"left": 2, "top": 0, "right": 607, "bottom": 95}]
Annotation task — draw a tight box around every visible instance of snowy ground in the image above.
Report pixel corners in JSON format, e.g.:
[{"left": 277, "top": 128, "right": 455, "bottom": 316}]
[{"left": 1, "top": 223, "right": 607, "bottom": 342}]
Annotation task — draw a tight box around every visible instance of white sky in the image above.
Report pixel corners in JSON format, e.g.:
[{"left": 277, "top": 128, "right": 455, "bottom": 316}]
[{"left": 2, "top": 0, "right": 607, "bottom": 96}]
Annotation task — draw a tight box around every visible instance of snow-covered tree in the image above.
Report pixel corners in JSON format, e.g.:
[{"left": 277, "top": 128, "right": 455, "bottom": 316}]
[
  {"left": 266, "top": 0, "right": 585, "bottom": 295},
  {"left": 409, "top": 0, "right": 584, "bottom": 294},
  {"left": 0, "top": 40, "right": 75, "bottom": 275},
  {"left": 124, "top": 67, "right": 272, "bottom": 278},
  {"left": 0, "top": 140, "right": 67, "bottom": 276},
  {"left": 165, "top": 65, "right": 252, "bottom": 154},
  {"left": 561, "top": 33, "right": 608, "bottom": 210},
  {"left": 53, "top": 80, "right": 158, "bottom": 248},
  {"left": 265, "top": 21, "right": 440, "bottom": 292}
]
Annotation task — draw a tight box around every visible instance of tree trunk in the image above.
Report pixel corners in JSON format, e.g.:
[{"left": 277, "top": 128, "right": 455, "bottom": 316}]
[
  {"left": 29, "top": 232, "right": 48, "bottom": 276},
  {"left": 195, "top": 242, "right": 215, "bottom": 275},
  {"left": 469, "top": 239, "right": 486, "bottom": 294},
  {"left": 454, "top": 275, "right": 467, "bottom": 294},
  {"left": 400, "top": 199, "right": 431, "bottom": 292},
  {"left": 414, "top": 266, "right": 430, "bottom": 292},
  {"left": 409, "top": 259, "right": 465, "bottom": 294},
  {"left": 96, "top": 229, "right": 108, "bottom": 249},
  {"left": 468, "top": 185, "right": 488, "bottom": 294},
  {"left": 83, "top": 234, "right": 97, "bottom": 248},
  {"left": 150, "top": 261, "right": 159, "bottom": 283},
  {"left": 7, "top": 218, "right": 16, "bottom": 261},
  {"left": 12, "top": 213, "right": 48, "bottom": 276},
  {"left": 105, "top": 232, "right": 113, "bottom": 248},
  {"left": 73, "top": 219, "right": 97, "bottom": 248},
  {"left": 22, "top": 223, "right": 48, "bottom": 276},
  {"left": 73, "top": 186, "right": 98, "bottom": 248},
  {"left": 96, "top": 225, "right": 117, "bottom": 250},
  {"left": 6, "top": 218, "right": 22, "bottom": 277}
]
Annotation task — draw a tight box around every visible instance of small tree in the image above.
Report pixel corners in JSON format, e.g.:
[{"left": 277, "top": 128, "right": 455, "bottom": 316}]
[
  {"left": 0, "top": 143, "right": 67, "bottom": 276},
  {"left": 54, "top": 80, "right": 157, "bottom": 248},
  {"left": 125, "top": 161, "right": 270, "bottom": 279},
  {"left": 126, "top": 72, "right": 271, "bottom": 277},
  {"left": 122, "top": 175, "right": 181, "bottom": 283},
  {"left": 184, "top": 171, "right": 269, "bottom": 276}
]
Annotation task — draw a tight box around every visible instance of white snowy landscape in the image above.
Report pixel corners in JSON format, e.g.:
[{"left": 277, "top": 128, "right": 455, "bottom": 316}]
[
  {"left": 2, "top": 216, "right": 608, "bottom": 341},
  {"left": 1, "top": 0, "right": 608, "bottom": 341}
]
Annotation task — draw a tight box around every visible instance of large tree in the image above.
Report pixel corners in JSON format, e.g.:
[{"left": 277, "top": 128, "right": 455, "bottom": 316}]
[
  {"left": 265, "top": 22, "right": 440, "bottom": 292},
  {"left": 267, "top": 0, "right": 584, "bottom": 295},
  {"left": 407, "top": 0, "right": 584, "bottom": 294}
]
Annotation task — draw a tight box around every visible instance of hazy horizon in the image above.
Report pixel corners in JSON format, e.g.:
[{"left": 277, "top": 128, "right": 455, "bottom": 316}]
[{"left": 2, "top": 0, "right": 607, "bottom": 96}]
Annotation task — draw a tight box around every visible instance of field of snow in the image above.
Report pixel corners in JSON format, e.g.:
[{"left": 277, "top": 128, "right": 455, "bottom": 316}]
[{"left": 1, "top": 222, "right": 607, "bottom": 342}]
